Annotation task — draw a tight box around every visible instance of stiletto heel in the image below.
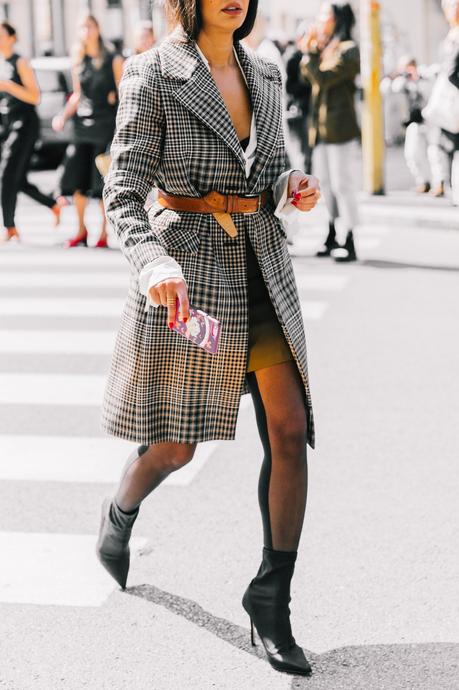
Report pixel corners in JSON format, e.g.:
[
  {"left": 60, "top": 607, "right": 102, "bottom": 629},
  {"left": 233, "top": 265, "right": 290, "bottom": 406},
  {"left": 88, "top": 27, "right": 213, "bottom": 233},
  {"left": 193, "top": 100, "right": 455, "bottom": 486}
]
[
  {"left": 242, "top": 548, "right": 312, "bottom": 676},
  {"left": 65, "top": 230, "right": 88, "bottom": 248},
  {"left": 250, "top": 617, "right": 256, "bottom": 647}
]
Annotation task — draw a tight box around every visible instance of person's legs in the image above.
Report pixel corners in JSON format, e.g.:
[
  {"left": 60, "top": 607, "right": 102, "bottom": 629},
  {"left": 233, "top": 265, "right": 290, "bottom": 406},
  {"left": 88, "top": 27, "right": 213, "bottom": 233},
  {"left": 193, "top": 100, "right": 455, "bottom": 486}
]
[
  {"left": 74, "top": 191, "right": 89, "bottom": 237},
  {"left": 312, "top": 143, "right": 339, "bottom": 256},
  {"left": 247, "top": 361, "right": 308, "bottom": 552},
  {"left": 327, "top": 140, "right": 359, "bottom": 244},
  {"left": 243, "top": 361, "right": 311, "bottom": 675},
  {"left": 404, "top": 123, "right": 430, "bottom": 189},
  {"left": 97, "top": 441, "right": 197, "bottom": 588},
  {"left": 0, "top": 125, "right": 29, "bottom": 235},
  {"left": 114, "top": 442, "right": 197, "bottom": 512},
  {"left": 312, "top": 143, "right": 338, "bottom": 224},
  {"left": 91, "top": 143, "right": 109, "bottom": 245}
]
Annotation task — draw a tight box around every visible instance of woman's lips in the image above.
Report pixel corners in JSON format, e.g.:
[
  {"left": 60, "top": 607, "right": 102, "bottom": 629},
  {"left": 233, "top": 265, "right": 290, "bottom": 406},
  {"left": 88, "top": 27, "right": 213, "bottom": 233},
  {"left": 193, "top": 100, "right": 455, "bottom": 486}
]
[{"left": 222, "top": 6, "right": 243, "bottom": 15}]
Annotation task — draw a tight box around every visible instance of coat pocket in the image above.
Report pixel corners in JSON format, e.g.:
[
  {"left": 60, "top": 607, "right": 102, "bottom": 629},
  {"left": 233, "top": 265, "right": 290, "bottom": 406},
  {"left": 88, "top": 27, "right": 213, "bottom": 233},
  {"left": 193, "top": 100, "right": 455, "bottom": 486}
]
[{"left": 148, "top": 205, "right": 201, "bottom": 255}]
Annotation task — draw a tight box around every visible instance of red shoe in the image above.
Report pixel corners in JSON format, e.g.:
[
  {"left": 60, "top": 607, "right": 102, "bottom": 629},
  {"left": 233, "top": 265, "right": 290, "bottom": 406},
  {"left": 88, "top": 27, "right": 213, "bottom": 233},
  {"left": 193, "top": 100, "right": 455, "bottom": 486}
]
[
  {"left": 94, "top": 237, "right": 108, "bottom": 248},
  {"left": 1, "top": 227, "right": 20, "bottom": 243},
  {"left": 65, "top": 232, "right": 88, "bottom": 248}
]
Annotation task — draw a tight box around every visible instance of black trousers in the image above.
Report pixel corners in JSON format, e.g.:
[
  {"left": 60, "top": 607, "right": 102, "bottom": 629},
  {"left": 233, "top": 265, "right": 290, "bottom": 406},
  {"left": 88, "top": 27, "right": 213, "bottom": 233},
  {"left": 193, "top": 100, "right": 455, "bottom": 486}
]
[{"left": 0, "top": 113, "right": 55, "bottom": 227}]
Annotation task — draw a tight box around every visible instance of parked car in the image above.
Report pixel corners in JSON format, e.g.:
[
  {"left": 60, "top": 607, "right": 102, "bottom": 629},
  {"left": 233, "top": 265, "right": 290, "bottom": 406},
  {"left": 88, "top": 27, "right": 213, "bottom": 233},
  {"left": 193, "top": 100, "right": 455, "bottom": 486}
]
[{"left": 31, "top": 56, "right": 73, "bottom": 169}]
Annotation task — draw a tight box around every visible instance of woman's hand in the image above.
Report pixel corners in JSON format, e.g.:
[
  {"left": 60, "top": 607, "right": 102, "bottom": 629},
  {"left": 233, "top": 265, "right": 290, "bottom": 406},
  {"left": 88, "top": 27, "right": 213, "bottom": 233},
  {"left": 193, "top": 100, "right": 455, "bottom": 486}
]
[
  {"left": 288, "top": 172, "right": 321, "bottom": 212},
  {"left": 299, "top": 27, "right": 320, "bottom": 54},
  {"left": 149, "top": 278, "right": 190, "bottom": 328},
  {"left": 52, "top": 114, "right": 66, "bottom": 132}
]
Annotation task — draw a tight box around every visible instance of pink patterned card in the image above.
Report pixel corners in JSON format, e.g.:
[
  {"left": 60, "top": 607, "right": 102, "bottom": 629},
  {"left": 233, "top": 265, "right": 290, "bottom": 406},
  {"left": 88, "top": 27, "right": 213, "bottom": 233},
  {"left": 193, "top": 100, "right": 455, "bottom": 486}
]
[{"left": 171, "top": 305, "right": 221, "bottom": 354}]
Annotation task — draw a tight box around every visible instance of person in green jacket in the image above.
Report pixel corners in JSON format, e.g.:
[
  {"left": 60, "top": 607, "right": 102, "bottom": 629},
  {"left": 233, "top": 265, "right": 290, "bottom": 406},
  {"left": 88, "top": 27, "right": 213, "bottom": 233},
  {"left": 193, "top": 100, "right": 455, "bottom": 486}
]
[{"left": 301, "top": 3, "right": 360, "bottom": 262}]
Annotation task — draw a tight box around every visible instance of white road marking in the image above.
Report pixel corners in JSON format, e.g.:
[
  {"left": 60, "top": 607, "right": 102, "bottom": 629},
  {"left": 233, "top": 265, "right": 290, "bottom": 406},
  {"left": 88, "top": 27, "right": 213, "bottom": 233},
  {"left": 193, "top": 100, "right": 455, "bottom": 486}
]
[
  {"left": 0, "top": 272, "right": 128, "bottom": 288},
  {"left": 0, "top": 252, "right": 125, "bottom": 267},
  {"left": 0, "top": 297, "right": 125, "bottom": 317},
  {"left": 301, "top": 301, "right": 328, "bottom": 320},
  {"left": 0, "top": 435, "right": 220, "bottom": 487},
  {"left": 0, "top": 330, "right": 117, "bottom": 354},
  {"left": 295, "top": 274, "right": 349, "bottom": 291},
  {"left": 291, "top": 237, "right": 382, "bottom": 255},
  {"left": 0, "top": 532, "right": 147, "bottom": 607},
  {"left": 0, "top": 373, "right": 105, "bottom": 406}
]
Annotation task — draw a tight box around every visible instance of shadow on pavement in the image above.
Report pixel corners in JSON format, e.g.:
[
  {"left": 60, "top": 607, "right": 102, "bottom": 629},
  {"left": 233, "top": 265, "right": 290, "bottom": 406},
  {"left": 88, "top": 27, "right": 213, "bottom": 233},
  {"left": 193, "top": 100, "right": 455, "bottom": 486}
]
[
  {"left": 361, "top": 259, "right": 459, "bottom": 273},
  {"left": 128, "top": 584, "right": 459, "bottom": 689}
]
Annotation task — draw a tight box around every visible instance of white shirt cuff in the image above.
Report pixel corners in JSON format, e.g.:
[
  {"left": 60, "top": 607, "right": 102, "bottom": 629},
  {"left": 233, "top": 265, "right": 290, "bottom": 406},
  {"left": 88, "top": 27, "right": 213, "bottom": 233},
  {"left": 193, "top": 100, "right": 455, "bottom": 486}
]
[
  {"left": 139, "top": 256, "right": 185, "bottom": 311},
  {"left": 273, "top": 169, "right": 304, "bottom": 223}
]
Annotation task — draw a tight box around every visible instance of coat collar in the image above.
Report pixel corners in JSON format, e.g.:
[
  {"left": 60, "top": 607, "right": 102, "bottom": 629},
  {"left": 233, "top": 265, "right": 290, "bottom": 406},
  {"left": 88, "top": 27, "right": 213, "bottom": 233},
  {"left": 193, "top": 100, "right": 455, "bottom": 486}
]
[{"left": 158, "top": 30, "right": 283, "bottom": 190}]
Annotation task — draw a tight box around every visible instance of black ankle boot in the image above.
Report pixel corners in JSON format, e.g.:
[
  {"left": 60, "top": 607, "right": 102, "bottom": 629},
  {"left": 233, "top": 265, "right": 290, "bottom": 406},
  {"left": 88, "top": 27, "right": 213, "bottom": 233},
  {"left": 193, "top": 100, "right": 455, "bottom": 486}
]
[
  {"left": 316, "top": 222, "right": 338, "bottom": 257},
  {"left": 95, "top": 444, "right": 148, "bottom": 587},
  {"left": 96, "top": 496, "right": 139, "bottom": 589},
  {"left": 332, "top": 230, "right": 357, "bottom": 262},
  {"left": 242, "top": 548, "right": 312, "bottom": 676}
]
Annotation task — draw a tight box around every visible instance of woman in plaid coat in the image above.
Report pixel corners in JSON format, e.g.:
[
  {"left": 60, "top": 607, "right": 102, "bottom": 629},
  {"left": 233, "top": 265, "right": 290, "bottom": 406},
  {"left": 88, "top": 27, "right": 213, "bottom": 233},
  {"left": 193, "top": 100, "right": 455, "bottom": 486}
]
[{"left": 97, "top": 0, "right": 320, "bottom": 677}]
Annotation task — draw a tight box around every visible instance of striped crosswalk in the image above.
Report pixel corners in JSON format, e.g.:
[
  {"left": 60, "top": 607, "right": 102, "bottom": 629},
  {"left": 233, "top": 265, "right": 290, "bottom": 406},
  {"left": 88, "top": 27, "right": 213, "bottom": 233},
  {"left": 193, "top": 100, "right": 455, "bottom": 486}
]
[{"left": 0, "top": 199, "right": 387, "bottom": 608}]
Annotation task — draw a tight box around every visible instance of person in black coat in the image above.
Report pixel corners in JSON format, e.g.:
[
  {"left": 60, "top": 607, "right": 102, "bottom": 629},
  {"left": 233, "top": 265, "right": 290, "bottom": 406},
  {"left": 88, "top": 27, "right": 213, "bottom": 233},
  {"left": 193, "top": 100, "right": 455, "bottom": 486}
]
[{"left": 284, "top": 26, "right": 312, "bottom": 174}]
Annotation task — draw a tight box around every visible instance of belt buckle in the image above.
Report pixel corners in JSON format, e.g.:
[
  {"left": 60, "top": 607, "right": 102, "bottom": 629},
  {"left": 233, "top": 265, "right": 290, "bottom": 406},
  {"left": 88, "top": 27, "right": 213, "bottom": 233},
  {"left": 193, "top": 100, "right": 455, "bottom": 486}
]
[{"left": 242, "top": 193, "right": 262, "bottom": 215}]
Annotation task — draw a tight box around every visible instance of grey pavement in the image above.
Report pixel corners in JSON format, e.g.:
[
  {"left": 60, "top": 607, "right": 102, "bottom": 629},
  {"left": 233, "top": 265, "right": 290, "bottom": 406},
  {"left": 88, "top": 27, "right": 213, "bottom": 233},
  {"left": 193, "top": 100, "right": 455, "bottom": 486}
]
[{"left": 0, "top": 170, "right": 458, "bottom": 690}]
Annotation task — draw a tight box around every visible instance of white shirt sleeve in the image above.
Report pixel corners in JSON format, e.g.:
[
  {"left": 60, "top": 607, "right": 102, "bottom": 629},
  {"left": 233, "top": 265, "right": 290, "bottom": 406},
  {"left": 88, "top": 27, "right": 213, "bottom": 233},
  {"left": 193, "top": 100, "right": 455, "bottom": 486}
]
[
  {"left": 139, "top": 256, "right": 185, "bottom": 311},
  {"left": 273, "top": 169, "right": 304, "bottom": 222}
]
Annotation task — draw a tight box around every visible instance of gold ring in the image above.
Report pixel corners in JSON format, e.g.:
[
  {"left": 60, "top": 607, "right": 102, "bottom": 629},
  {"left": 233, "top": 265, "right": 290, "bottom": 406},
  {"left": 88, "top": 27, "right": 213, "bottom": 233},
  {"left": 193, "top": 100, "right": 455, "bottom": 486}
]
[{"left": 167, "top": 299, "right": 176, "bottom": 305}]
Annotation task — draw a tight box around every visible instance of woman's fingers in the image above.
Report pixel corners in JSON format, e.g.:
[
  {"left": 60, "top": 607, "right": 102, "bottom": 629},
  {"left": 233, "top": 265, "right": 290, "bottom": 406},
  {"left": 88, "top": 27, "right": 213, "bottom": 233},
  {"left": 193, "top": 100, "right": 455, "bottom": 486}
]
[
  {"left": 178, "top": 286, "right": 190, "bottom": 322},
  {"left": 166, "top": 288, "right": 177, "bottom": 328},
  {"left": 149, "top": 278, "right": 190, "bottom": 328}
]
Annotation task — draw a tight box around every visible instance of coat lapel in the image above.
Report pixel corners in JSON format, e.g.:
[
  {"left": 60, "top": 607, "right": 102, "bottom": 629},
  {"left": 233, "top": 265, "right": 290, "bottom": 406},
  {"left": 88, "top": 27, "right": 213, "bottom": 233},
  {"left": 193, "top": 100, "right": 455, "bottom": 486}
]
[
  {"left": 158, "top": 32, "right": 283, "bottom": 189},
  {"left": 234, "top": 43, "right": 283, "bottom": 191},
  {"left": 159, "top": 33, "right": 246, "bottom": 174}
]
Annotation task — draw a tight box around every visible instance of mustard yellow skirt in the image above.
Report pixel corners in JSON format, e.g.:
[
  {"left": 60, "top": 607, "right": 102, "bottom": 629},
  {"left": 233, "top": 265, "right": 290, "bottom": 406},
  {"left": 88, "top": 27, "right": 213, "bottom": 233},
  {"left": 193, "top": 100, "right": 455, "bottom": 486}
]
[{"left": 246, "top": 234, "right": 293, "bottom": 373}]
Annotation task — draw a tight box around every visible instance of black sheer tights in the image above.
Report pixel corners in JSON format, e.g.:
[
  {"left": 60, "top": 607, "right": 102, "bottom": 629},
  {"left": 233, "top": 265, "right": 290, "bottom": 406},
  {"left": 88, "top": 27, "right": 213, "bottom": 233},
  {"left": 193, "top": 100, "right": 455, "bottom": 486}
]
[
  {"left": 114, "top": 442, "right": 196, "bottom": 513},
  {"left": 247, "top": 361, "right": 309, "bottom": 552},
  {"left": 112, "top": 362, "right": 307, "bottom": 553}
]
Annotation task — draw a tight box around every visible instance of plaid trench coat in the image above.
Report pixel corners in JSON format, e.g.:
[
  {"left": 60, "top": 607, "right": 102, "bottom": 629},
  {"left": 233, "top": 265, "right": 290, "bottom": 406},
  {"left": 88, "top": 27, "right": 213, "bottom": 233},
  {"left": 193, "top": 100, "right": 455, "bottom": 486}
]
[{"left": 101, "top": 30, "right": 315, "bottom": 449}]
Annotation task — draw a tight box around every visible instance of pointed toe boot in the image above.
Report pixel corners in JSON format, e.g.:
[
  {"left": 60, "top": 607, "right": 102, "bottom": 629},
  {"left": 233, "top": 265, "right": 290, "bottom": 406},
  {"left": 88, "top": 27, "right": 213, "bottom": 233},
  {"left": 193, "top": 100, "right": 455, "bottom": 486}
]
[
  {"left": 242, "top": 547, "right": 312, "bottom": 676},
  {"left": 96, "top": 497, "right": 139, "bottom": 590}
]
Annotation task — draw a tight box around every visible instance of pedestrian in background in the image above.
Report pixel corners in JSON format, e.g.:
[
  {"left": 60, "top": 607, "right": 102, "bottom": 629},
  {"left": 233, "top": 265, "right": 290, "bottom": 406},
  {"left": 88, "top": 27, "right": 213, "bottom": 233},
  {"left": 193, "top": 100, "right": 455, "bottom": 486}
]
[
  {"left": 301, "top": 2, "right": 360, "bottom": 262},
  {"left": 97, "top": 0, "right": 320, "bottom": 677},
  {"left": 285, "top": 23, "right": 312, "bottom": 174},
  {"left": 0, "top": 22, "right": 63, "bottom": 243},
  {"left": 52, "top": 14, "right": 124, "bottom": 248},
  {"left": 134, "top": 20, "right": 156, "bottom": 55},
  {"left": 423, "top": 0, "right": 459, "bottom": 199},
  {"left": 388, "top": 56, "right": 435, "bottom": 194}
]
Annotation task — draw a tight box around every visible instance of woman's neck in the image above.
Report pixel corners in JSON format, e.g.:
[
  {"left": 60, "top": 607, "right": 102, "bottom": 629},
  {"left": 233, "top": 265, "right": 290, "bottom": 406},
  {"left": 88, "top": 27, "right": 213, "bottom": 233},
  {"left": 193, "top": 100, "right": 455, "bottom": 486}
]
[
  {"left": 85, "top": 40, "right": 100, "bottom": 58},
  {"left": 196, "top": 30, "right": 235, "bottom": 68},
  {"left": 0, "top": 47, "right": 14, "bottom": 59}
]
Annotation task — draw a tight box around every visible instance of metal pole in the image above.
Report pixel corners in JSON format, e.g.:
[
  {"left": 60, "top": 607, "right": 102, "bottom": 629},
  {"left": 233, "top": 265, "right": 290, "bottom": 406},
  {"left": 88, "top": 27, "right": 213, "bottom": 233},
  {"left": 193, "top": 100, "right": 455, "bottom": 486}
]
[
  {"left": 51, "top": 0, "right": 66, "bottom": 56},
  {"left": 360, "top": 0, "right": 385, "bottom": 195}
]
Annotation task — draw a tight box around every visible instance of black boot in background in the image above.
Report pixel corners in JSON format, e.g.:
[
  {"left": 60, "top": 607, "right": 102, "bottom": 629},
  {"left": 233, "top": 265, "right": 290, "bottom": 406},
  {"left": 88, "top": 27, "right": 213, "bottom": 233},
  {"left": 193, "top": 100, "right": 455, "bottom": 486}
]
[
  {"left": 242, "top": 547, "right": 312, "bottom": 676},
  {"left": 96, "top": 496, "right": 139, "bottom": 589},
  {"left": 316, "top": 221, "right": 339, "bottom": 257},
  {"left": 332, "top": 230, "right": 358, "bottom": 262}
]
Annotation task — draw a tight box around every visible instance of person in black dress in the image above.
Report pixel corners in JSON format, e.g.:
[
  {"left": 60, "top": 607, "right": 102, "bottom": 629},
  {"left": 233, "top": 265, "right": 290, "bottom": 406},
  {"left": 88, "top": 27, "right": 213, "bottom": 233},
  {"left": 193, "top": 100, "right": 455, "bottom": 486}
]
[
  {"left": 53, "top": 14, "right": 124, "bottom": 248},
  {"left": 0, "top": 22, "right": 63, "bottom": 243}
]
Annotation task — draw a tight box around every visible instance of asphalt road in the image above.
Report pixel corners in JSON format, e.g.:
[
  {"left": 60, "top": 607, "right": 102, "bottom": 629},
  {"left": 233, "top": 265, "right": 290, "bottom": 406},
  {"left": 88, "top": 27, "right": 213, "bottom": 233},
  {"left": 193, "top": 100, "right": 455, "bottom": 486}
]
[{"left": 0, "top": 181, "right": 458, "bottom": 690}]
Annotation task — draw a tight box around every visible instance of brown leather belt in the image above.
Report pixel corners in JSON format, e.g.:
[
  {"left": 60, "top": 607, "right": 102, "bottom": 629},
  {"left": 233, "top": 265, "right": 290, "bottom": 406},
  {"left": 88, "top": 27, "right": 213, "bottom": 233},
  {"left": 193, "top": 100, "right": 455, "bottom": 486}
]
[{"left": 157, "top": 189, "right": 271, "bottom": 215}]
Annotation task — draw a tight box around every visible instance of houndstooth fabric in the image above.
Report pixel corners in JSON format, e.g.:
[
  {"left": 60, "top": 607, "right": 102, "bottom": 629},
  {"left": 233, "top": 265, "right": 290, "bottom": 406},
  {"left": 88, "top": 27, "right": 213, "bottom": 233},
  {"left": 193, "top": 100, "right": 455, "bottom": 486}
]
[{"left": 102, "top": 29, "right": 315, "bottom": 448}]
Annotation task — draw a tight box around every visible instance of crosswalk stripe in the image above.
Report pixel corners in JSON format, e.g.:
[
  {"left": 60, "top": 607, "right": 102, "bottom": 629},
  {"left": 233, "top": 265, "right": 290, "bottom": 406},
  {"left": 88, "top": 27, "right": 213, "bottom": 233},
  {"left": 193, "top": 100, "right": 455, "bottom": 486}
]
[
  {"left": 0, "top": 373, "right": 105, "bottom": 406},
  {"left": 291, "top": 237, "right": 382, "bottom": 253},
  {"left": 0, "top": 272, "right": 128, "bottom": 288},
  {"left": 0, "top": 330, "right": 117, "bottom": 354},
  {"left": 301, "top": 301, "right": 328, "bottom": 320},
  {"left": 295, "top": 274, "right": 349, "bottom": 291},
  {"left": 0, "top": 532, "right": 147, "bottom": 607},
  {"left": 0, "top": 297, "right": 125, "bottom": 317},
  {"left": 0, "top": 252, "right": 125, "bottom": 267},
  {"left": 0, "top": 435, "right": 220, "bottom": 487}
]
